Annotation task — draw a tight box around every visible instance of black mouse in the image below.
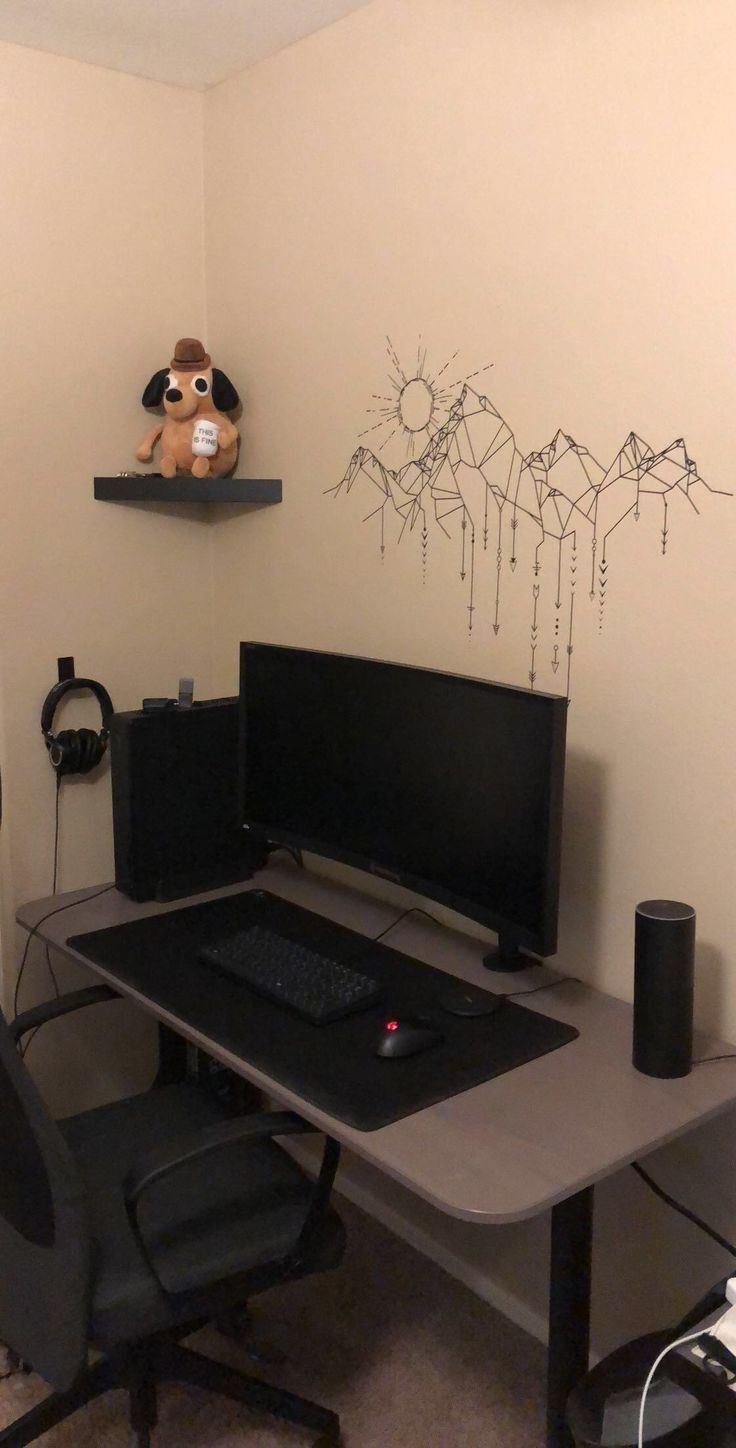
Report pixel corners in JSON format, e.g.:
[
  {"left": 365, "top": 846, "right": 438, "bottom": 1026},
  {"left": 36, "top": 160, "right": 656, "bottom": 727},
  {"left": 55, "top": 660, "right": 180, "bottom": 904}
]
[
  {"left": 374, "top": 1016, "right": 444, "bottom": 1059},
  {"left": 439, "top": 986, "right": 506, "bottom": 1018}
]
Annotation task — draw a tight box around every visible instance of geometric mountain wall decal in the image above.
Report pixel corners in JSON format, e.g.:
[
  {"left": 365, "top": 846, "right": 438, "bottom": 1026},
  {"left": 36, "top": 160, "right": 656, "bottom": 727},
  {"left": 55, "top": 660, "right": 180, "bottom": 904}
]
[{"left": 328, "top": 371, "right": 730, "bottom": 698}]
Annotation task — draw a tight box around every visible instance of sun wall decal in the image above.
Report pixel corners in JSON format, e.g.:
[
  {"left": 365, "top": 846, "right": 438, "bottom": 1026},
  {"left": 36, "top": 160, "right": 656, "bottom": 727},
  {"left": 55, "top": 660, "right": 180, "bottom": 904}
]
[{"left": 358, "top": 337, "right": 494, "bottom": 458}]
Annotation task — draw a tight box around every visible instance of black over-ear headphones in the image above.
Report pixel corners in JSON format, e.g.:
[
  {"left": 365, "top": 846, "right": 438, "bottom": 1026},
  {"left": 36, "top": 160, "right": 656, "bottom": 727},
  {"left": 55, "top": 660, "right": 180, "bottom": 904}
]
[{"left": 40, "top": 677, "right": 114, "bottom": 778}]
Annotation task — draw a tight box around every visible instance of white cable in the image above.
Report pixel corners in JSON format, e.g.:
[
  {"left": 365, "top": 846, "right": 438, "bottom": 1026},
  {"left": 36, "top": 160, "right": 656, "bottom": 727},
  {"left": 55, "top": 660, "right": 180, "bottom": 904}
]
[{"left": 637, "top": 1308, "right": 731, "bottom": 1448}]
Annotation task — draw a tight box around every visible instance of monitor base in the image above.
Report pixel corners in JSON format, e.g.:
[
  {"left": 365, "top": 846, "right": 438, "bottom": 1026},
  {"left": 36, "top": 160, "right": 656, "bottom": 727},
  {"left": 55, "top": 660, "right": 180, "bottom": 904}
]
[{"left": 482, "top": 939, "right": 542, "bottom": 973}]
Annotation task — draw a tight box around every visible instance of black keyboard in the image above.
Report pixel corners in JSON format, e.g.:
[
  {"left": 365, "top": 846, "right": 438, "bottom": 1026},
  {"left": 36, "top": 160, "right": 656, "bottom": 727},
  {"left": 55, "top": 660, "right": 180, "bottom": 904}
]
[{"left": 199, "top": 924, "right": 384, "bottom": 1025}]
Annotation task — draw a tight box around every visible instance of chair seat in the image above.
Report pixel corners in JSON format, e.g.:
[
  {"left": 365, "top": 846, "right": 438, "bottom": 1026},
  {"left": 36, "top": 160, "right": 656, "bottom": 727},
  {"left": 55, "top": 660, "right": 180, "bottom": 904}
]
[{"left": 60, "top": 1083, "right": 345, "bottom": 1349}]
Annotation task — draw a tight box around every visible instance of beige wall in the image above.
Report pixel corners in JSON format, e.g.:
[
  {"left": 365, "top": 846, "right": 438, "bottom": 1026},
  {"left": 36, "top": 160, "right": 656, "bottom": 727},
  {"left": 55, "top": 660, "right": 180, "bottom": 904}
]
[
  {"left": 3, "top": 0, "right": 736, "bottom": 1356},
  {"left": 201, "top": 0, "right": 736, "bottom": 1350},
  {"left": 1, "top": 41, "right": 211, "bottom": 1109}
]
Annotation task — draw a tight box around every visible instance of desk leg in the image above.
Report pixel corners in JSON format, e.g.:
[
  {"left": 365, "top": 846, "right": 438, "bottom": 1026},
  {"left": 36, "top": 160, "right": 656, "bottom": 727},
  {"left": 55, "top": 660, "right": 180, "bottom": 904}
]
[
  {"left": 153, "top": 1023, "right": 188, "bottom": 1085},
  {"left": 546, "top": 1185, "right": 594, "bottom": 1448}
]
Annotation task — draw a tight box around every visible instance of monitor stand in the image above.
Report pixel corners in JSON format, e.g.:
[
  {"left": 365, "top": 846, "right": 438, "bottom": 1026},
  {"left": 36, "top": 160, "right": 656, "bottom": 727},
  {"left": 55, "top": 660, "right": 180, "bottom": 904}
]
[{"left": 482, "top": 937, "right": 541, "bottom": 973}]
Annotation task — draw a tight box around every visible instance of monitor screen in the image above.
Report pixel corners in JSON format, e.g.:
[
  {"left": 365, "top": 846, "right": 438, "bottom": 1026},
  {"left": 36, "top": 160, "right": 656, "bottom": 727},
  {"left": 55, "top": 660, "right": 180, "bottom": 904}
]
[{"left": 239, "top": 644, "right": 567, "bottom": 956}]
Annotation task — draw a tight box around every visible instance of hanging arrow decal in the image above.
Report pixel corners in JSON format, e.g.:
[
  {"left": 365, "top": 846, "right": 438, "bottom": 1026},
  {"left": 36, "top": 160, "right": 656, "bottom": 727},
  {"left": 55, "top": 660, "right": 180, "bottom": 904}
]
[
  {"left": 529, "top": 583, "right": 540, "bottom": 688},
  {"left": 467, "top": 526, "right": 476, "bottom": 634},
  {"left": 598, "top": 551, "right": 608, "bottom": 632},
  {"left": 493, "top": 512, "right": 503, "bottom": 635},
  {"left": 566, "top": 589, "right": 575, "bottom": 700},
  {"left": 510, "top": 513, "right": 518, "bottom": 571}
]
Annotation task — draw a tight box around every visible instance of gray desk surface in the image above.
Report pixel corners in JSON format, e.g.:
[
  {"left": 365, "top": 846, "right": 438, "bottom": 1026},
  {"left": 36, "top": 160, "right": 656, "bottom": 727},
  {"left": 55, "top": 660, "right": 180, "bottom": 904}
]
[{"left": 17, "top": 863, "right": 736, "bottom": 1227}]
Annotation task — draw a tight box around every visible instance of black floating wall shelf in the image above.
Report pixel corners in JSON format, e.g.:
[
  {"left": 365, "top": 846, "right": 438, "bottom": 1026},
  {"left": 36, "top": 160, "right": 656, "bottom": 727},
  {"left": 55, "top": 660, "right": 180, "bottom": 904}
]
[{"left": 94, "top": 477, "right": 282, "bottom": 505}]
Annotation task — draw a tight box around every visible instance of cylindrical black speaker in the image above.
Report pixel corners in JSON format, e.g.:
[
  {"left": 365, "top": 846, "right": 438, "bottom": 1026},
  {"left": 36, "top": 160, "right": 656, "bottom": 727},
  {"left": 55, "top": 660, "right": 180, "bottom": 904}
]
[{"left": 633, "top": 900, "right": 696, "bottom": 1079}]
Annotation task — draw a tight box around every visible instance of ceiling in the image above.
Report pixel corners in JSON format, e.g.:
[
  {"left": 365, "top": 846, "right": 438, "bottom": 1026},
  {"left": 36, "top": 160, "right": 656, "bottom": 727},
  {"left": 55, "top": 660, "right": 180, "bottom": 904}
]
[{"left": 0, "top": 0, "right": 373, "bottom": 90}]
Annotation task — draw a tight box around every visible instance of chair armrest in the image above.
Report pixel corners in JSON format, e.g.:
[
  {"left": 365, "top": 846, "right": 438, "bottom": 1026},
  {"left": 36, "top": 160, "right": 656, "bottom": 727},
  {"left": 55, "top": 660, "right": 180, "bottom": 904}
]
[
  {"left": 10, "top": 984, "right": 121, "bottom": 1046},
  {"left": 123, "top": 1109, "right": 341, "bottom": 1293},
  {"left": 123, "top": 1110, "right": 314, "bottom": 1211}
]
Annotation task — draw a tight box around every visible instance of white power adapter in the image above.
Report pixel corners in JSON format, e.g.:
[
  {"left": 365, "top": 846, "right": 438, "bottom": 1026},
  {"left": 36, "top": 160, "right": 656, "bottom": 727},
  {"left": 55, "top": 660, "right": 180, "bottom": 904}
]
[{"left": 703, "top": 1303, "right": 736, "bottom": 1359}]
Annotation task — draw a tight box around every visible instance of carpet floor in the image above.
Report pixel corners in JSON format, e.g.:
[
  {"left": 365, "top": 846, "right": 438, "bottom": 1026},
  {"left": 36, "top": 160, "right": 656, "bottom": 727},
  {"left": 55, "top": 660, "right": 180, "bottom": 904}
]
[{"left": 0, "top": 1198, "right": 547, "bottom": 1446}]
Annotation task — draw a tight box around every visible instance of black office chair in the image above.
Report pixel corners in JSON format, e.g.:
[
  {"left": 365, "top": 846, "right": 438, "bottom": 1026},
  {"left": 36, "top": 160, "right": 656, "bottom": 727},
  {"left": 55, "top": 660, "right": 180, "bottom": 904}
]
[{"left": 0, "top": 986, "right": 345, "bottom": 1446}]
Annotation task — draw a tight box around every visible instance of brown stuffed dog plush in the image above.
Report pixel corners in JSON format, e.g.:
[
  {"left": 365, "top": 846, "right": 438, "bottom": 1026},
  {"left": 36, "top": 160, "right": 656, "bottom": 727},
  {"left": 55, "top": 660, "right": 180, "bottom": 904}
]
[{"left": 136, "top": 338, "right": 240, "bottom": 478}]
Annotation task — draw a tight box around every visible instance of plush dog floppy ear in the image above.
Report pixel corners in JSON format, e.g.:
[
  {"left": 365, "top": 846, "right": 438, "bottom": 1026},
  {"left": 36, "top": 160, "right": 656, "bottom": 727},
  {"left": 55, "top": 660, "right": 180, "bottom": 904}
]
[
  {"left": 141, "top": 368, "right": 169, "bottom": 408},
  {"left": 211, "top": 368, "right": 240, "bottom": 412}
]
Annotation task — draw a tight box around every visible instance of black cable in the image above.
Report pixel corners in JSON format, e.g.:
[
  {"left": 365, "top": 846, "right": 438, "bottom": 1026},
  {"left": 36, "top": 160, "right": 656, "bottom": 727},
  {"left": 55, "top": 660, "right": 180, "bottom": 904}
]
[
  {"left": 14, "top": 923, "right": 37, "bottom": 1020},
  {"left": 373, "top": 909, "right": 579, "bottom": 990},
  {"left": 51, "top": 776, "right": 60, "bottom": 895},
  {"left": 43, "top": 777, "right": 62, "bottom": 999},
  {"left": 632, "top": 1160, "right": 736, "bottom": 1260},
  {"left": 505, "top": 975, "right": 579, "bottom": 998},
  {"left": 20, "top": 1026, "right": 41, "bottom": 1061},
  {"left": 13, "top": 883, "right": 115, "bottom": 1025},
  {"left": 693, "top": 1054, "right": 736, "bottom": 1065},
  {"left": 372, "top": 905, "right": 444, "bottom": 944},
  {"left": 14, "top": 777, "right": 63, "bottom": 1016}
]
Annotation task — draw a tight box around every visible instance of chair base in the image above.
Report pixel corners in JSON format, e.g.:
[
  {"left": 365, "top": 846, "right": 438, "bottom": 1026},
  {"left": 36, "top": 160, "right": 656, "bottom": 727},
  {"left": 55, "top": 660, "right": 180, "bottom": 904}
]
[
  {"left": 214, "top": 1304, "right": 287, "bottom": 1367},
  {"left": 0, "top": 1338, "right": 340, "bottom": 1447}
]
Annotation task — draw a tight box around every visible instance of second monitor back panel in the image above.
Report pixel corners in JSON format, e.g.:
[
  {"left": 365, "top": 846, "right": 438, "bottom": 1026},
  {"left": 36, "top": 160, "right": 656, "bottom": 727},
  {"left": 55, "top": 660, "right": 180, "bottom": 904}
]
[{"left": 68, "top": 887, "right": 578, "bottom": 1131}]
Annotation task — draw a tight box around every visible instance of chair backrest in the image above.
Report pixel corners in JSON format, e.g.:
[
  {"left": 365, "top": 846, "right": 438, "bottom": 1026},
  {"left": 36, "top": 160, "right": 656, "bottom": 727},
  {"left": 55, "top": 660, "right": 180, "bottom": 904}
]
[{"left": 0, "top": 1009, "right": 90, "bottom": 1390}]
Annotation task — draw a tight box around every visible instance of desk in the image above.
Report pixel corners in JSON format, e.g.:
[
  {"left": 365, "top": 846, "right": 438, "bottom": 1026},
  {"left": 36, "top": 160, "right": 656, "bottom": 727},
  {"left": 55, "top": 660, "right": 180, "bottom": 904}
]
[{"left": 18, "top": 861, "right": 736, "bottom": 1448}]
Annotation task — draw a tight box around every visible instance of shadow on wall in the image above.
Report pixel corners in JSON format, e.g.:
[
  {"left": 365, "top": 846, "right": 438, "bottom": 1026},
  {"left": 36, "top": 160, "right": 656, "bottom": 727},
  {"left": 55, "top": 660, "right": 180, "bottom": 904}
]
[
  {"left": 694, "top": 941, "right": 729, "bottom": 1041},
  {"left": 594, "top": 1104, "right": 736, "bottom": 1356},
  {"left": 557, "top": 747, "right": 608, "bottom": 984},
  {"left": 592, "top": 1154, "right": 729, "bottom": 1357}
]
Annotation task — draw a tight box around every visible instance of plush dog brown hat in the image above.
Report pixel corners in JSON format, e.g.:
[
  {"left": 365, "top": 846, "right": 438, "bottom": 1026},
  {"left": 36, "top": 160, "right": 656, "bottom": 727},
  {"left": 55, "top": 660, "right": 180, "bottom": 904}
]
[
  {"left": 136, "top": 338, "right": 240, "bottom": 479},
  {"left": 170, "top": 337, "right": 211, "bottom": 371}
]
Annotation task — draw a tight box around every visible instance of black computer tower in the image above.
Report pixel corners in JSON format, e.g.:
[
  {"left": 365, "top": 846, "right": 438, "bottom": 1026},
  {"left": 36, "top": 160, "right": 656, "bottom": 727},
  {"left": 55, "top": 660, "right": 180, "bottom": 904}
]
[{"left": 111, "top": 697, "right": 267, "bottom": 901}]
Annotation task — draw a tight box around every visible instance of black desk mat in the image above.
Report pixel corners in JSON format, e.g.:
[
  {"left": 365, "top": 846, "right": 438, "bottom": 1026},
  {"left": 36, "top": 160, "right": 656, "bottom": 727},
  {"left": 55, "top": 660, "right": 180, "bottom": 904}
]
[{"left": 68, "top": 889, "right": 579, "bottom": 1131}]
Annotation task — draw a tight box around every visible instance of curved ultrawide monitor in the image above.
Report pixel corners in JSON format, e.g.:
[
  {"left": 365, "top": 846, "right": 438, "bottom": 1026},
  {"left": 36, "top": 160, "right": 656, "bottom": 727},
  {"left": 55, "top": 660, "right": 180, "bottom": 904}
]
[{"left": 239, "top": 644, "right": 567, "bottom": 958}]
